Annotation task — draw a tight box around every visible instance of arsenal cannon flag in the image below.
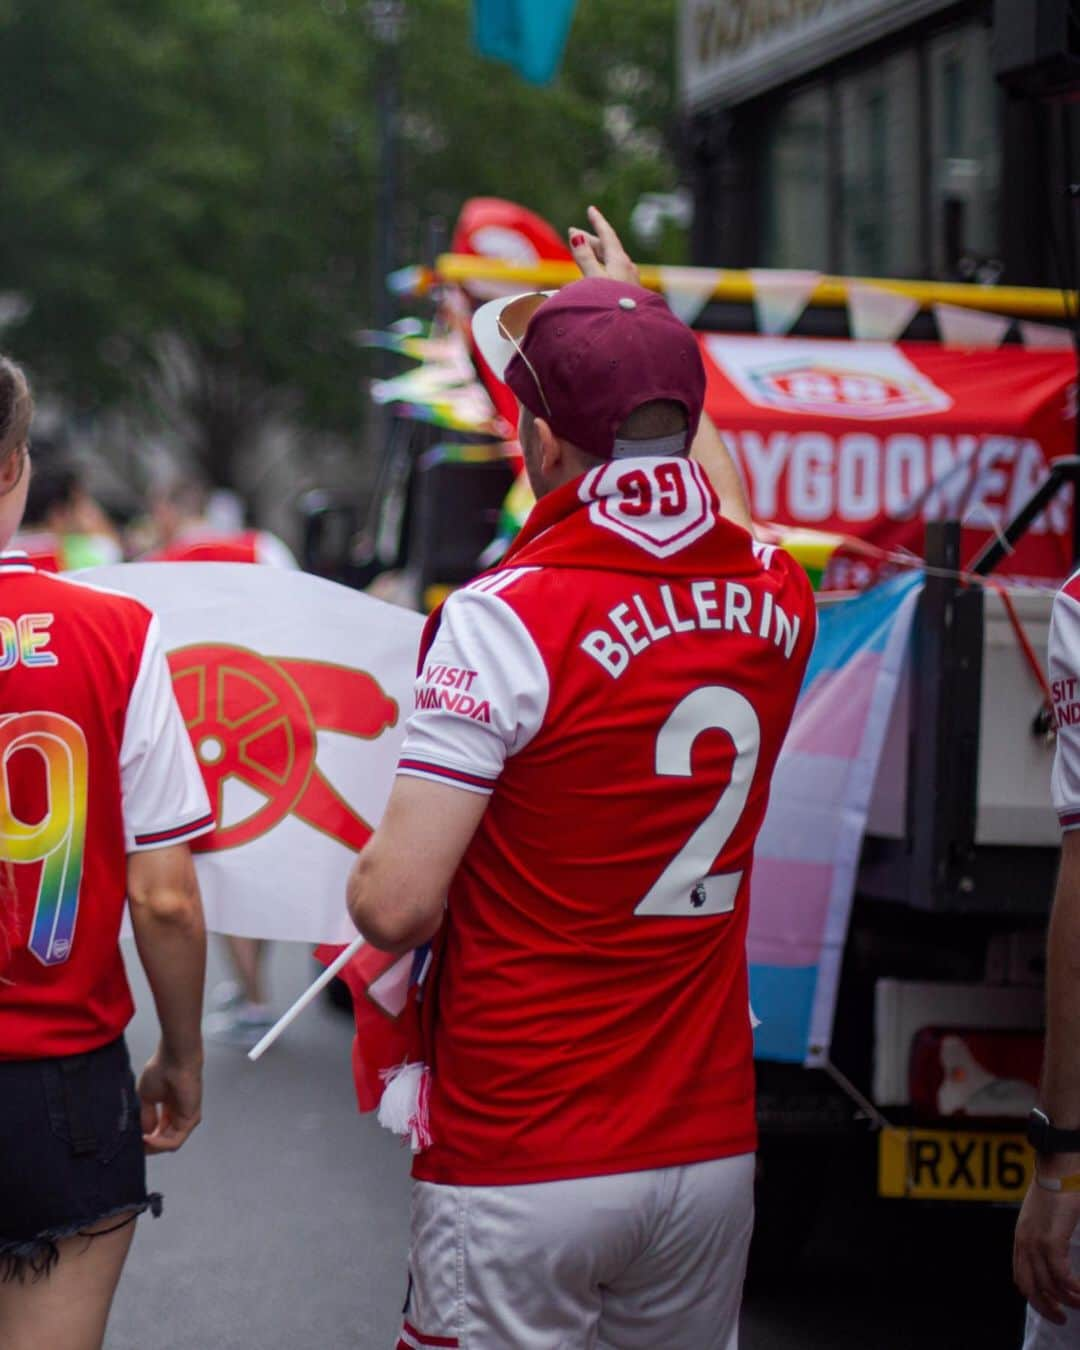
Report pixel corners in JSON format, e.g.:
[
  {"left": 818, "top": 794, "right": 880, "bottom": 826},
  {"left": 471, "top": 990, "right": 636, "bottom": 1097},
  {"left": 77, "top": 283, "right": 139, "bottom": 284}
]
[{"left": 84, "top": 563, "right": 423, "bottom": 945}]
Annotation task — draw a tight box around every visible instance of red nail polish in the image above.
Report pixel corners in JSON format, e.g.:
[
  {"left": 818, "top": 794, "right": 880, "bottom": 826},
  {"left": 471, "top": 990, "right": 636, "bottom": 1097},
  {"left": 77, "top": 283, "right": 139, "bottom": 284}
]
[{"left": 571, "top": 233, "right": 584, "bottom": 247}]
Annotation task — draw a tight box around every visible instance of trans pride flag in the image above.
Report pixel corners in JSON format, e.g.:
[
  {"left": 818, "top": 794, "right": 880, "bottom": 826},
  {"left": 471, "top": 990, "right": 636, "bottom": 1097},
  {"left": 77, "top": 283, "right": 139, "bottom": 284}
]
[{"left": 748, "top": 572, "right": 922, "bottom": 1066}]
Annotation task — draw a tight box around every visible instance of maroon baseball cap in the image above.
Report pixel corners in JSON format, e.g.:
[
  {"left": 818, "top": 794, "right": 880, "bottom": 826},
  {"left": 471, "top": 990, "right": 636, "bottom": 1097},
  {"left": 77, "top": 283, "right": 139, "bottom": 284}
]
[{"left": 472, "top": 278, "right": 705, "bottom": 461}]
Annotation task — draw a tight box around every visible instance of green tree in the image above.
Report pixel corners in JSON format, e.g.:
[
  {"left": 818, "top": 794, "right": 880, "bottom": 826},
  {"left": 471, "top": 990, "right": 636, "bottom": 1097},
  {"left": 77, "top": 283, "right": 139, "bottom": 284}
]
[
  {"left": 0, "top": 0, "right": 683, "bottom": 492},
  {"left": 0, "top": 0, "right": 377, "bottom": 484},
  {"left": 398, "top": 0, "right": 682, "bottom": 264}
]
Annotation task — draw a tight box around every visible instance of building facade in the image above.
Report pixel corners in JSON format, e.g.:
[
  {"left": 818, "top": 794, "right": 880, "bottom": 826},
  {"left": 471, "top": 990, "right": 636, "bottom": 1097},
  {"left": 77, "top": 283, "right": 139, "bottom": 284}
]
[{"left": 680, "top": 0, "right": 1073, "bottom": 288}]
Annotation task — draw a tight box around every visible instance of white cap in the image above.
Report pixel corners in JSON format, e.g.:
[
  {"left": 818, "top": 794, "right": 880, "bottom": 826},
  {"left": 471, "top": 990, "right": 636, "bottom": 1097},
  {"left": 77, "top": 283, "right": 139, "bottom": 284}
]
[{"left": 471, "top": 291, "right": 556, "bottom": 380}]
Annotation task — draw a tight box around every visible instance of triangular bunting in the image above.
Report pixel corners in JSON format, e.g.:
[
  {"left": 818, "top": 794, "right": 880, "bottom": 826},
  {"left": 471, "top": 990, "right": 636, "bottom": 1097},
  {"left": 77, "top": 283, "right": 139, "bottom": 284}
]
[
  {"left": 933, "top": 303, "right": 1011, "bottom": 349},
  {"left": 847, "top": 283, "right": 919, "bottom": 343},
  {"left": 658, "top": 265, "right": 723, "bottom": 327},
  {"left": 1019, "top": 320, "right": 1074, "bottom": 350},
  {"left": 750, "top": 270, "right": 822, "bottom": 336}
]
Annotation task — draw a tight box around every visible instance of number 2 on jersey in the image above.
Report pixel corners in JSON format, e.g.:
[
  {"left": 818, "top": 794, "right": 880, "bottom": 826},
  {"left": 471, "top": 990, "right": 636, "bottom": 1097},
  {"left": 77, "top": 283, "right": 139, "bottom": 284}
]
[
  {"left": 0, "top": 712, "right": 89, "bottom": 964},
  {"left": 635, "top": 686, "right": 761, "bottom": 919}
]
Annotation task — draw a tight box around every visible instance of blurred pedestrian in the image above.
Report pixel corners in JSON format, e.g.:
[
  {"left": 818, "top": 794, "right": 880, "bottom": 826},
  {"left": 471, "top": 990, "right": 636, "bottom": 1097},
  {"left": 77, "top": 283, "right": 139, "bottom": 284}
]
[
  {"left": 346, "top": 209, "right": 817, "bottom": 1348},
  {"left": 14, "top": 450, "right": 123, "bottom": 571},
  {"left": 0, "top": 357, "right": 212, "bottom": 1350},
  {"left": 145, "top": 476, "right": 297, "bottom": 569},
  {"left": 1015, "top": 570, "right": 1080, "bottom": 1344},
  {"left": 143, "top": 473, "right": 297, "bottom": 1048}
]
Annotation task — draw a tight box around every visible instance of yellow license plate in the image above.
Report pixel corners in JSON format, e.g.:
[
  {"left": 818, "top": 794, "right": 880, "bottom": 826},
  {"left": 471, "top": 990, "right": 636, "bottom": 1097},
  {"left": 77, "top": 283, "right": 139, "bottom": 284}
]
[{"left": 878, "top": 1126, "right": 1034, "bottom": 1202}]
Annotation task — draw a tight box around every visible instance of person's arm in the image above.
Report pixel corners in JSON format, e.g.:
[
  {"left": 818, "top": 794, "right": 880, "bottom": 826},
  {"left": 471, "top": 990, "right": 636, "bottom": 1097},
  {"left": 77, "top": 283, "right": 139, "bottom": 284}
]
[
  {"left": 347, "top": 585, "right": 549, "bottom": 954},
  {"left": 1043, "top": 831, "right": 1080, "bottom": 1132},
  {"left": 1014, "top": 831, "right": 1080, "bottom": 1323},
  {"left": 347, "top": 776, "right": 489, "bottom": 954},
  {"left": 1015, "top": 582, "right": 1080, "bottom": 1321},
  {"left": 118, "top": 610, "right": 215, "bottom": 1154},
  {"left": 568, "top": 207, "right": 753, "bottom": 532},
  {"left": 689, "top": 415, "right": 753, "bottom": 534},
  {"left": 127, "top": 843, "right": 206, "bottom": 1154}
]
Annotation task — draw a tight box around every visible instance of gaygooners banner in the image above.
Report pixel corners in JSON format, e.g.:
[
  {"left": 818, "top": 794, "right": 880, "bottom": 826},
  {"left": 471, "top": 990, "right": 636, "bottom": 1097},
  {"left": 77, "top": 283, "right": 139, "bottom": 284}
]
[
  {"left": 701, "top": 336, "right": 1076, "bottom": 589},
  {"left": 83, "top": 563, "right": 423, "bottom": 944},
  {"left": 748, "top": 572, "right": 921, "bottom": 1065}
]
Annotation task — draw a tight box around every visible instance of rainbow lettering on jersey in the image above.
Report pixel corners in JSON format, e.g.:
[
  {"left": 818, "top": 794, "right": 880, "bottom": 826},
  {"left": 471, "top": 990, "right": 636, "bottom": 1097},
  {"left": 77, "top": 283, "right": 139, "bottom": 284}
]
[
  {"left": 0, "top": 711, "right": 89, "bottom": 964},
  {"left": 0, "top": 613, "right": 58, "bottom": 670}
]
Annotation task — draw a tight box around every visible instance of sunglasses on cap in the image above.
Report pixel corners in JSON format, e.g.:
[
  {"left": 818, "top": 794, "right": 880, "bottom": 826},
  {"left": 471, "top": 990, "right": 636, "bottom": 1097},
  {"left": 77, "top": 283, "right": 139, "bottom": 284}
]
[{"left": 496, "top": 292, "right": 553, "bottom": 419}]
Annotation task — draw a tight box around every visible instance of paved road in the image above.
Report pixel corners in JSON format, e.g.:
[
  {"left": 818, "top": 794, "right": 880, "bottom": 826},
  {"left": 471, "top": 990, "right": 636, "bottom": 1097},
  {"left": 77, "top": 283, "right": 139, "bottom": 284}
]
[
  {"left": 108, "top": 941, "right": 410, "bottom": 1349},
  {"left": 107, "top": 941, "right": 1028, "bottom": 1349}
]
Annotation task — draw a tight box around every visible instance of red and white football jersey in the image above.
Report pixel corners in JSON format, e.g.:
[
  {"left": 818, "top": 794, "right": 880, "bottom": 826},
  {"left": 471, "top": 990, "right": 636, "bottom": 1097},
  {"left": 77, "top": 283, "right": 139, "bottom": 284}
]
[
  {"left": 0, "top": 554, "right": 213, "bottom": 1059},
  {"left": 398, "top": 456, "right": 816, "bottom": 1185},
  {"left": 145, "top": 528, "right": 297, "bottom": 569},
  {"left": 1051, "top": 569, "right": 1080, "bottom": 831}
]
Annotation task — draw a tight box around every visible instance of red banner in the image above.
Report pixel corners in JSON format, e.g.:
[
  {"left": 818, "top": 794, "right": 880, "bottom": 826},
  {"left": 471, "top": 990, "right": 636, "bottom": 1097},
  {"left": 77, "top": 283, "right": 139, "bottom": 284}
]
[{"left": 700, "top": 335, "right": 1077, "bottom": 588}]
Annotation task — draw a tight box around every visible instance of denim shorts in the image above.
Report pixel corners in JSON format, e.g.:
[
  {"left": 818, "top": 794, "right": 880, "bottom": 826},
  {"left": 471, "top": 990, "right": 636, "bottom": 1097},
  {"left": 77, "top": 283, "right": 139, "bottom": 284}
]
[{"left": 0, "top": 1036, "right": 161, "bottom": 1281}]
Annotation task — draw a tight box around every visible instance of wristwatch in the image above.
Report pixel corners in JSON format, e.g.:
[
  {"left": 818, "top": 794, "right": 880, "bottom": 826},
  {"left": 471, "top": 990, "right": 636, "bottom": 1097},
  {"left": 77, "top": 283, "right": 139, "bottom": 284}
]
[{"left": 1027, "top": 1107, "right": 1080, "bottom": 1156}]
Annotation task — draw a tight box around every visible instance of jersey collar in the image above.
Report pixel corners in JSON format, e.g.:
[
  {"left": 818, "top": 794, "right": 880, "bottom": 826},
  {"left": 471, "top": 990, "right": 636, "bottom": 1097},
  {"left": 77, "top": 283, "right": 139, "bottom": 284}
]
[{"left": 0, "top": 550, "right": 35, "bottom": 574}]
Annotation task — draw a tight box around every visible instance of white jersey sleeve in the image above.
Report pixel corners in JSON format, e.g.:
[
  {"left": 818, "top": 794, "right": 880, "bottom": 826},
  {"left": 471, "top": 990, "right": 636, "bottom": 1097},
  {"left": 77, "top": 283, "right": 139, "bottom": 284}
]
[
  {"left": 397, "top": 584, "right": 550, "bottom": 795},
  {"left": 121, "top": 615, "right": 215, "bottom": 850},
  {"left": 1051, "top": 579, "right": 1080, "bottom": 832}
]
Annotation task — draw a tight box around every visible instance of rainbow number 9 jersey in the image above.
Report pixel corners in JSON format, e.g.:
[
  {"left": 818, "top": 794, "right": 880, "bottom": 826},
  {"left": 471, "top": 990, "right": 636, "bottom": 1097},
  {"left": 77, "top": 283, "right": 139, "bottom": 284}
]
[{"left": 0, "top": 554, "right": 213, "bottom": 1059}]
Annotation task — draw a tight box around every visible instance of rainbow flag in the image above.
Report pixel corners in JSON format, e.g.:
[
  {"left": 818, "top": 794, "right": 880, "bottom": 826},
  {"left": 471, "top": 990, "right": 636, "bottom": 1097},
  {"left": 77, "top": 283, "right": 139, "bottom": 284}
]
[
  {"left": 748, "top": 572, "right": 921, "bottom": 1064},
  {"left": 768, "top": 527, "right": 846, "bottom": 591}
]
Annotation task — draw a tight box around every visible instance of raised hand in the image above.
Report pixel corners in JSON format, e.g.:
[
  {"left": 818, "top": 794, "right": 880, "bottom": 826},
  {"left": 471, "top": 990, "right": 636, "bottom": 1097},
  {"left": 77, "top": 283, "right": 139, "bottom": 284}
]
[{"left": 568, "top": 205, "right": 641, "bottom": 286}]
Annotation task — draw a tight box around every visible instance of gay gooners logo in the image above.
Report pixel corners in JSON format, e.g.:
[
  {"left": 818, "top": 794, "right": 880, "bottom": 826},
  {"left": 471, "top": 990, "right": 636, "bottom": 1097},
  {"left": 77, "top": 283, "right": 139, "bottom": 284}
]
[
  {"left": 705, "top": 336, "right": 954, "bottom": 421},
  {"left": 168, "top": 644, "right": 398, "bottom": 852}
]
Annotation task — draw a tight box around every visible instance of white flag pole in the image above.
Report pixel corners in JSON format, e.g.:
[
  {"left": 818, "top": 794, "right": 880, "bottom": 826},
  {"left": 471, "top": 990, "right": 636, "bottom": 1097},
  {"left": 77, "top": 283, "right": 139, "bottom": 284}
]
[{"left": 247, "top": 933, "right": 367, "bottom": 1063}]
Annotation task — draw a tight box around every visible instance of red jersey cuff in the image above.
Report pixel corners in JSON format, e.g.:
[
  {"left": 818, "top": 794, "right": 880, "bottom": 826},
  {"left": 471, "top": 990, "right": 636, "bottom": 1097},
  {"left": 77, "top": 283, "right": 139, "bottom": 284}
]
[
  {"left": 133, "top": 810, "right": 216, "bottom": 848},
  {"left": 397, "top": 758, "right": 496, "bottom": 795}
]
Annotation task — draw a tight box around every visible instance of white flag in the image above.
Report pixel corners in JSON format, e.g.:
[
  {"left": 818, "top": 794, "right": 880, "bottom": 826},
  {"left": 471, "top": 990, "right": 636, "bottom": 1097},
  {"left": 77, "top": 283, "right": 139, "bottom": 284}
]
[
  {"left": 750, "top": 270, "right": 822, "bottom": 336},
  {"left": 847, "top": 283, "right": 919, "bottom": 343},
  {"left": 658, "top": 265, "right": 722, "bottom": 327},
  {"left": 85, "top": 563, "right": 424, "bottom": 944},
  {"left": 1019, "top": 320, "right": 1074, "bottom": 350},
  {"left": 934, "top": 303, "right": 1011, "bottom": 350}
]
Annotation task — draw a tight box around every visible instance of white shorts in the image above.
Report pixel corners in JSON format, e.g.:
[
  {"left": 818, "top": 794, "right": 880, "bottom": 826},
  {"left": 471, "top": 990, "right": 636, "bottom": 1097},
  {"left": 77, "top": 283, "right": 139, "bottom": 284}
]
[{"left": 396, "top": 1153, "right": 755, "bottom": 1350}]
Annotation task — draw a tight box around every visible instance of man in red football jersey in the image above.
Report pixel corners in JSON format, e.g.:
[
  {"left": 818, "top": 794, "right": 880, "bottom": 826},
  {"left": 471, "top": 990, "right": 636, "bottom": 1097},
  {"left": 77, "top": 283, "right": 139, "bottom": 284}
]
[
  {"left": 0, "top": 358, "right": 212, "bottom": 1350},
  {"left": 347, "top": 211, "right": 816, "bottom": 1349}
]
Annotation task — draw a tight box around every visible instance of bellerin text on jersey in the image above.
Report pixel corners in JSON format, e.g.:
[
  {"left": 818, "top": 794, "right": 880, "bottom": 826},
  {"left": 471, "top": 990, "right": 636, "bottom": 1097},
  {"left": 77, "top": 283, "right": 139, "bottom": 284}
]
[{"left": 581, "top": 579, "right": 802, "bottom": 680}]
